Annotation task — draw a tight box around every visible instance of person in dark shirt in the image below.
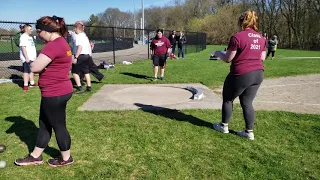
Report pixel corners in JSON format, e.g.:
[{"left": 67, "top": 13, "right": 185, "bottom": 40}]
[
  {"left": 168, "top": 30, "right": 177, "bottom": 55},
  {"left": 266, "top": 35, "right": 278, "bottom": 60},
  {"left": 177, "top": 31, "right": 187, "bottom": 59}
]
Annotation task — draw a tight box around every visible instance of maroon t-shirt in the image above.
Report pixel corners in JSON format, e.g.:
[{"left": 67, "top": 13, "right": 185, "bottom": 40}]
[
  {"left": 150, "top": 36, "right": 171, "bottom": 55},
  {"left": 227, "top": 28, "right": 266, "bottom": 75},
  {"left": 39, "top": 37, "right": 73, "bottom": 97}
]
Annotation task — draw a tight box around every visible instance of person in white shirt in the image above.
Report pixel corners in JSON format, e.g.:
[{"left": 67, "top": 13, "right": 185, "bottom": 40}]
[
  {"left": 71, "top": 21, "right": 92, "bottom": 93},
  {"left": 68, "top": 29, "right": 104, "bottom": 82},
  {"left": 19, "top": 24, "right": 37, "bottom": 91}
]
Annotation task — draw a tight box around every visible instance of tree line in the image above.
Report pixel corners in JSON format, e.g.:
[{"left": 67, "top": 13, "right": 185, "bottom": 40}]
[
  {"left": 1, "top": 0, "right": 318, "bottom": 50},
  {"left": 85, "top": 0, "right": 320, "bottom": 50}
]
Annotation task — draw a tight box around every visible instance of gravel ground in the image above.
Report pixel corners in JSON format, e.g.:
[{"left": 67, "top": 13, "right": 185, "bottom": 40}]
[{"left": 214, "top": 74, "right": 320, "bottom": 114}]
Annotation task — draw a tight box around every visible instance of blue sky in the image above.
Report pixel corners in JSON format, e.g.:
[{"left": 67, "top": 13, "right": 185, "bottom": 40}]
[{"left": 0, "top": 0, "right": 172, "bottom": 24}]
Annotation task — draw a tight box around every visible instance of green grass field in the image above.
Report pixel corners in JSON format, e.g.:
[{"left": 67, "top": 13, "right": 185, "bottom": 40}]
[
  {"left": 0, "top": 45, "right": 319, "bottom": 179},
  {"left": 0, "top": 41, "right": 44, "bottom": 53},
  {"left": 0, "top": 41, "right": 201, "bottom": 55}
]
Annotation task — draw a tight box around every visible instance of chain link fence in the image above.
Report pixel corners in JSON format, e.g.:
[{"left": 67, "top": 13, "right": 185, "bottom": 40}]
[{"left": 0, "top": 21, "right": 206, "bottom": 79}]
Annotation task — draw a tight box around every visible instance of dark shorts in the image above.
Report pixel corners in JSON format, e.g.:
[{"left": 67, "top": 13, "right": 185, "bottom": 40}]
[
  {"left": 71, "top": 54, "right": 90, "bottom": 74},
  {"left": 23, "top": 61, "right": 33, "bottom": 73},
  {"left": 153, "top": 54, "right": 167, "bottom": 67}
]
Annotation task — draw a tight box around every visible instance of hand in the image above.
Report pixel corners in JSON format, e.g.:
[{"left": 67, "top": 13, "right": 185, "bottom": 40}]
[
  {"left": 25, "top": 59, "right": 30, "bottom": 63},
  {"left": 73, "top": 58, "right": 77, "bottom": 64},
  {"left": 168, "top": 53, "right": 177, "bottom": 59}
]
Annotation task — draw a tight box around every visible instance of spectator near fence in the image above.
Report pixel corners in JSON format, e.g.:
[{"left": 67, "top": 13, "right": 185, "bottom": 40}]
[
  {"left": 19, "top": 24, "right": 38, "bottom": 91},
  {"left": 177, "top": 31, "right": 187, "bottom": 59},
  {"left": 68, "top": 23, "right": 104, "bottom": 85},
  {"left": 71, "top": 21, "right": 92, "bottom": 93},
  {"left": 168, "top": 30, "right": 178, "bottom": 54},
  {"left": 266, "top": 35, "right": 278, "bottom": 60}
]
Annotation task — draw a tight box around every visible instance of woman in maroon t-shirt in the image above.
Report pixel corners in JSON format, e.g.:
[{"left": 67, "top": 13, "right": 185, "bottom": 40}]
[
  {"left": 150, "top": 29, "right": 172, "bottom": 81},
  {"left": 212, "top": 10, "right": 267, "bottom": 140},
  {"left": 15, "top": 15, "right": 74, "bottom": 167}
]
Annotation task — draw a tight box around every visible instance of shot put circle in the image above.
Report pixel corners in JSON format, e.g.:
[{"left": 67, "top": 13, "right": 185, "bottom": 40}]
[{"left": 109, "top": 86, "right": 194, "bottom": 106}]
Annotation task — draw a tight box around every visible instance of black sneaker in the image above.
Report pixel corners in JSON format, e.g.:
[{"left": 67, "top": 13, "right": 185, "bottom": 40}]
[
  {"left": 160, "top": 77, "right": 164, "bottom": 81},
  {"left": 86, "top": 86, "right": 92, "bottom": 92},
  {"left": 48, "top": 156, "right": 74, "bottom": 167},
  {"left": 74, "top": 87, "right": 84, "bottom": 94},
  {"left": 15, "top": 154, "right": 43, "bottom": 166}
]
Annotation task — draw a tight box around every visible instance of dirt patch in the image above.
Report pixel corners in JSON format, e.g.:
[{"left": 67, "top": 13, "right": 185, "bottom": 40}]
[{"left": 214, "top": 74, "right": 320, "bottom": 114}]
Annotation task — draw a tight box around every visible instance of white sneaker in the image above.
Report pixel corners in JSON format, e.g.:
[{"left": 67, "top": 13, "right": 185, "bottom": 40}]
[
  {"left": 213, "top": 122, "right": 229, "bottom": 133},
  {"left": 237, "top": 131, "right": 254, "bottom": 140}
]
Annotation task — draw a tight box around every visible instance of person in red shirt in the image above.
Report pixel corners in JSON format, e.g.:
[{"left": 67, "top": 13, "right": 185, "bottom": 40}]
[
  {"left": 150, "top": 29, "right": 172, "bottom": 81},
  {"left": 212, "top": 10, "right": 266, "bottom": 140},
  {"left": 15, "top": 15, "right": 74, "bottom": 167}
]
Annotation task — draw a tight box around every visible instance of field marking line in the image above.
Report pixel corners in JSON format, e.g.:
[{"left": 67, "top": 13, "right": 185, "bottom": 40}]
[
  {"left": 254, "top": 100, "right": 320, "bottom": 106},
  {"left": 281, "top": 57, "right": 320, "bottom": 59},
  {"left": 260, "top": 82, "right": 320, "bottom": 88}
]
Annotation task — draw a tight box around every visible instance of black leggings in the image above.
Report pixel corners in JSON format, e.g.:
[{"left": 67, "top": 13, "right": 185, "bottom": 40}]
[
  {"left": 267, "top": 50, "right": 275, "bottom": 58},
  {"left": 79, "top": 56, "right": 104, "bottom": 81},
  {"left": 35, "top": 93, "right": 72, "bottom": 151},
  {"left": 222, "top": 70, "right": 263, "bottom": 130}
]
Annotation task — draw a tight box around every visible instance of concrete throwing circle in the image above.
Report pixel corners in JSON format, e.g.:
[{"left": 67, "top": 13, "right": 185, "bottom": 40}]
[{"left": 109, "top": 86, "right": 193, "bottom": 106}]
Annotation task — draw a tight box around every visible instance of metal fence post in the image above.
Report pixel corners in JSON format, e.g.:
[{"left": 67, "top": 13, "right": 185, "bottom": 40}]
[
  {"left": 11, "top": 36, "right": 14, "bottom": 53},
  {"left": 185, "top": 32, "right": 187, "bottom": 55},
  {"left": 147, "top": 29, "right": 150, "bottom": 59},
  {"left": 196, "top": 32, "right": 199, "bottom": 53},
  {"left": 112, "top": 27, "right": 115, "bottom": 64}
]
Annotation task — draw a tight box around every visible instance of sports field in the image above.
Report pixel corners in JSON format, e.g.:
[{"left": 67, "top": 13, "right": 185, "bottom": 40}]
[
  {"left": 0, "top": 41, "right": 45, "bottom": 53},
  {"left": 0, "top": 45, "right": 319, "bottom": 179}
]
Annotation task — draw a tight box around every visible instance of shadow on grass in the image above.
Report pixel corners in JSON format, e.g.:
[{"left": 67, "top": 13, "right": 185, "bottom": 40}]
[
  {"left": 5, "top": 116, "right": 60, "bottom": 157},
  {"left": 8, "top": 65, "right": 23, "bottom": 72},
  {"left": 135, "top": 103, "right": 240, "bottom": 136},
  {"left": 9, "top": 74, "right": 24, "bottom": 88},
  {"left": 120, "top": 72, "right": 151, "bottom": 80},
  {"left": 134, "top": 103, "right": 213, "bottom": 129}
]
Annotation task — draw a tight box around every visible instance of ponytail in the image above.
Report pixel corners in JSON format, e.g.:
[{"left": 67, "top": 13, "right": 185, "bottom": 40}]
[
  {"left": 52, "top": 15, "right": 67, "bottom": 37},
  {"left": 36, "top": 15, "right": 67, "bottom": 37},
  {"left": 238, "top": 10, "right": 259, "bottom": 32}
]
